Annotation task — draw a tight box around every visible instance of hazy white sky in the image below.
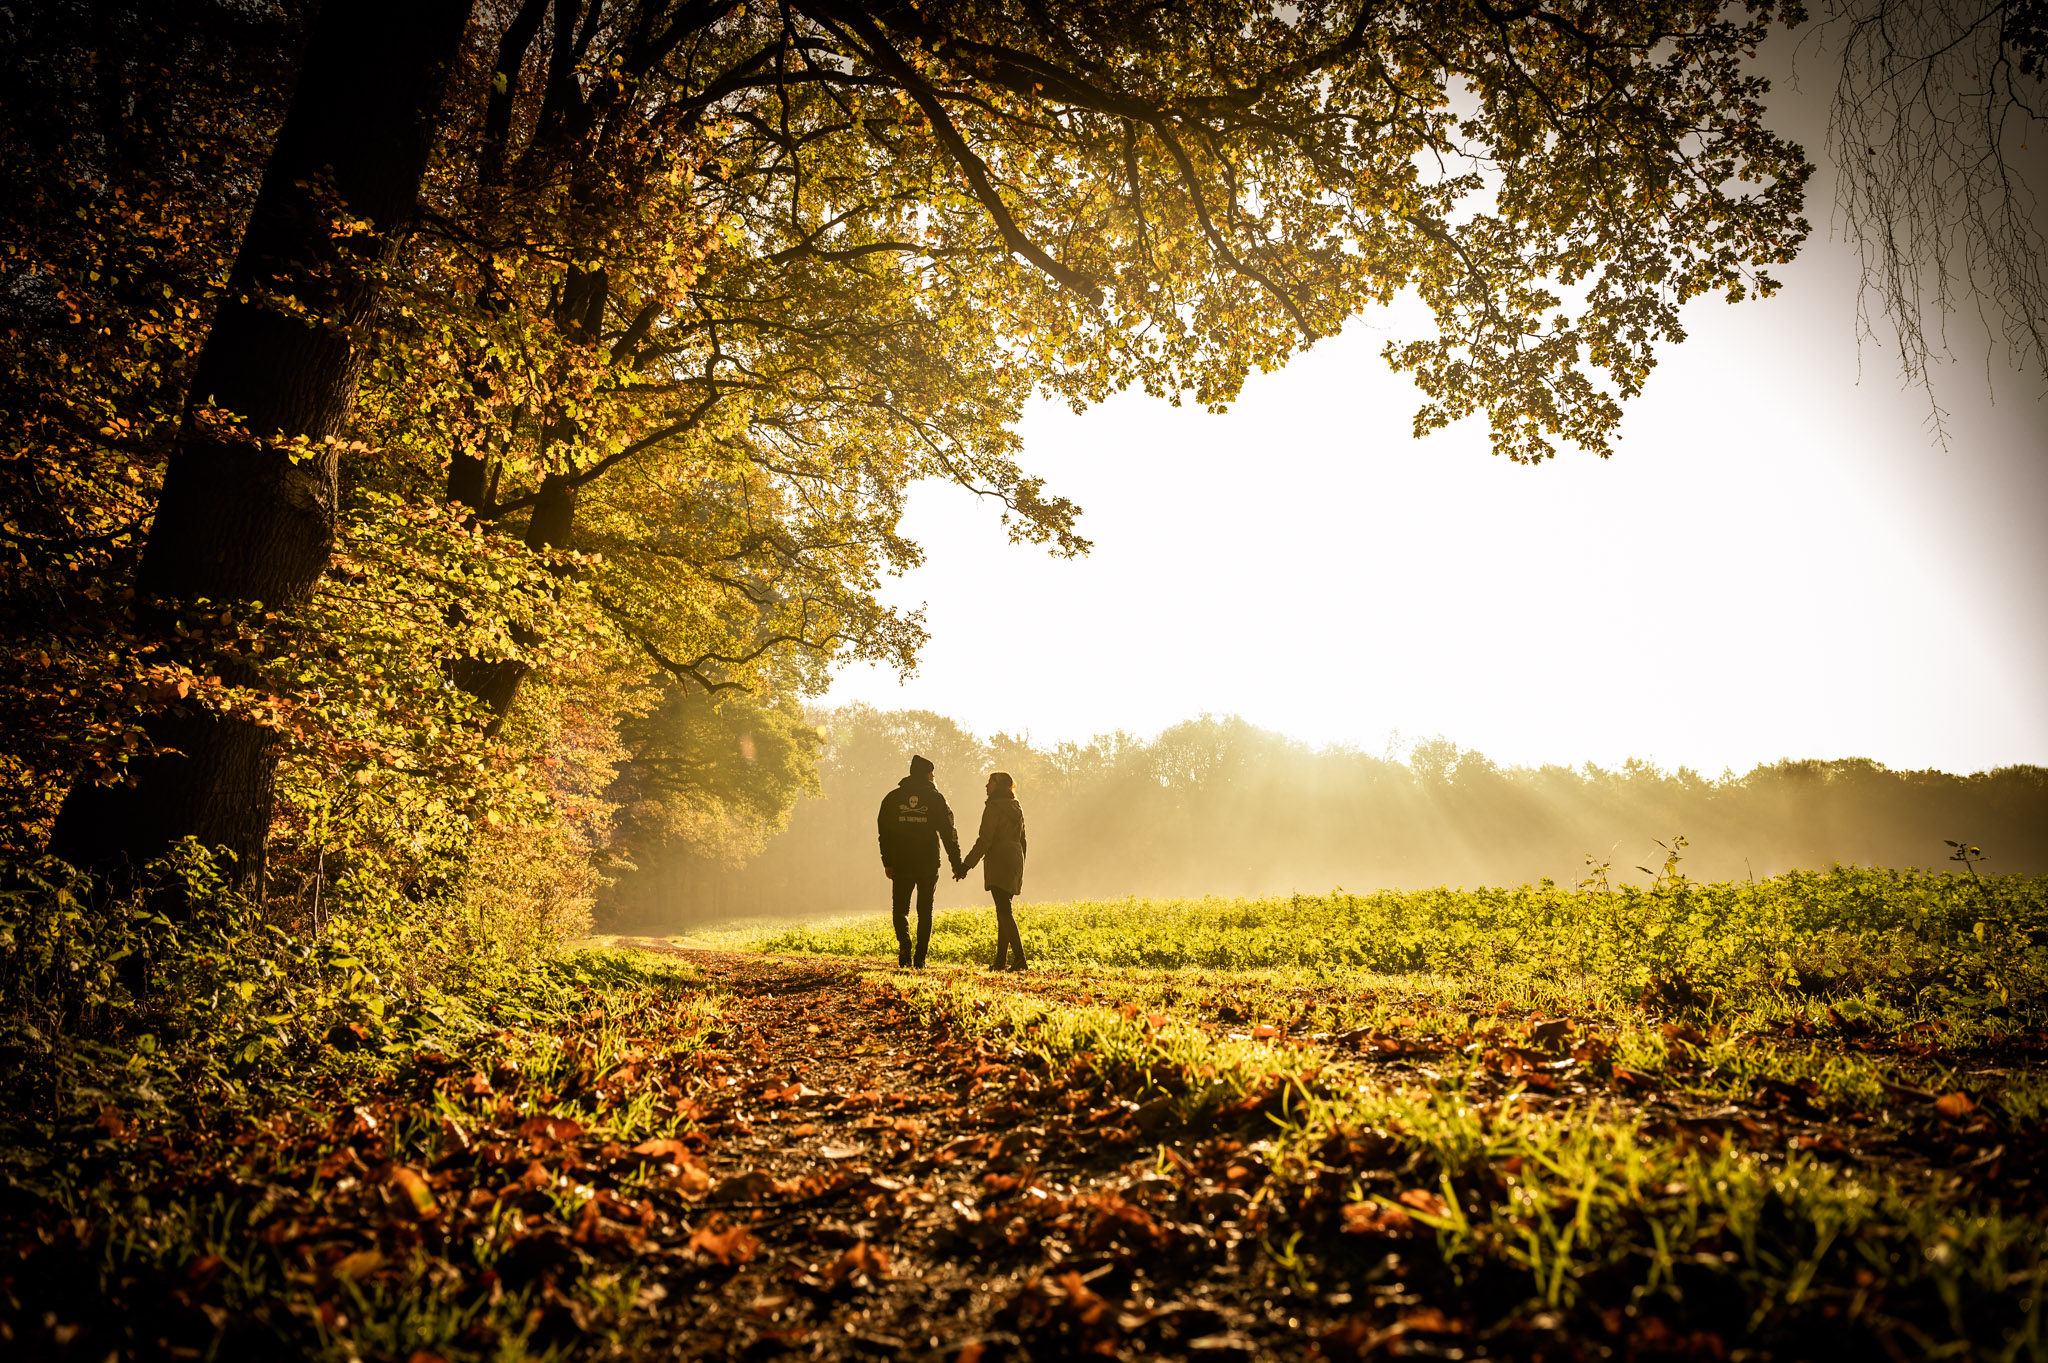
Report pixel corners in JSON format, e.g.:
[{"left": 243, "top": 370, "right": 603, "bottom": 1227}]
[{"left": 827, "top": 49, "right": 2048, "bottom": 778}]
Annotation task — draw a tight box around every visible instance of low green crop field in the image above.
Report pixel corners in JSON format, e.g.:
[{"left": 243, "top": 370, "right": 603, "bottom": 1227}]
[{"left": 742, "top": 865, "right": 2048, "bottom": 1356}]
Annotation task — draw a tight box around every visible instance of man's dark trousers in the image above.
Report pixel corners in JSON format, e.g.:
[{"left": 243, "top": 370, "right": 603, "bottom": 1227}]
[{"left": 891, "top": 869, "right": 939, "bottom": 967}]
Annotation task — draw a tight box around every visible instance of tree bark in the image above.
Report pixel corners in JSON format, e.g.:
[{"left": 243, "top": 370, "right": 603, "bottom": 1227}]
[{"left": 51, "top": 0, "right": 474, "bottom": 887}]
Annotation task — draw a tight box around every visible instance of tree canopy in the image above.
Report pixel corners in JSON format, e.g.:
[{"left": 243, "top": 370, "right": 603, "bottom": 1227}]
[{"left": 3, "top": 0, "right": 1811, "bottom": 933}]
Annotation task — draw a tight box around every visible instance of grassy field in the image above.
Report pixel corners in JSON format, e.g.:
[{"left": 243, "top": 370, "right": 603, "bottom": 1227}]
[
  {"left": 740, "top": 865, "right": 2048, "bottom": 1356},
  {"left": 10, "top": 863, "right": 2042, "bottom": 1359}
]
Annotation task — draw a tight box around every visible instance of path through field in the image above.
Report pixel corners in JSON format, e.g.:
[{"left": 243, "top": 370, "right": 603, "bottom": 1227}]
[
  {"left": 613, "top": 939, "right": 2040, "bottom": 1362},
  {"left": 8, "top": 932, "right": 2037, "bottom": 1361},
  {"left": 618, "top": 942, "right": 1327, "bottom": 1361}
]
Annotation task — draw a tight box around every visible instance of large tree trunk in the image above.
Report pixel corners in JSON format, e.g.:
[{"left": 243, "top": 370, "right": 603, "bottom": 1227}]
[{"left": 51, "top": 0, "right": 474, "bottom": 888}]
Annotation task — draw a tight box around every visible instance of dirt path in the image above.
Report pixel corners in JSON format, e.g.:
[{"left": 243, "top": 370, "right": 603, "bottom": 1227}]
[
  {"left": 605, "top": 945, "right": 2037, "bottom": 1361},
  {"left": 618, "top": 943, "right": 1317, "bottom": 1361}
]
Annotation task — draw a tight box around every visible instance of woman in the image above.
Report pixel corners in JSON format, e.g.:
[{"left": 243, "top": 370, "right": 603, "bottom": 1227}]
[{"left": 958, "top": 770, "right": 1028, "bottom": 970}]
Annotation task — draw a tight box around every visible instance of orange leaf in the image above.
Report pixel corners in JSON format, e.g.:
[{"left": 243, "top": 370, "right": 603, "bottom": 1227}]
[
  {"left": 1341, "top": 1201, "right": 1415, "bottom": 1235},
  {"left": 686, "top": 1219, "right": 761, "bottom": 1266},
  {"left": 1400, "top": 1306, "right": 1464, "bottom": 1334},
  {"left": 519, "top": 1115, "right": 584, "bottom": 1144},
  {"left": 1397, "top": 1188, "right": 1451, "bottom": 1218},
  {"left": 387, "top": 1165, "right": 438, "bottom": 1218},
  {"left": 1935, "top": 1091, "right": 1977, "bottom": 1118},
  {"left": 1252, "top": 1024, "right": 1281, "bottom": 1039},
  {"left": 825, "top": 1241, "right": 892, "bottom": 1286}
]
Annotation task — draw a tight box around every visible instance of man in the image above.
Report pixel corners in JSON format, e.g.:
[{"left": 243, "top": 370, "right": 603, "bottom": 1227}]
[{"left": 877, "top": 753, "right": 963, "bottom": 968}]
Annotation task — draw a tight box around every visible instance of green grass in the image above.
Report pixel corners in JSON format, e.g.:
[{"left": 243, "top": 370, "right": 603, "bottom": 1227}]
[
  {"left": 755, "top": 866, "right": 2048, "bottom": 1023},
  {"left": 880, "top": 955, "right": 2047, "bottom": 1358},
  {"left": 752, "top": 865, "right": 2048, "bottom": 1355}
]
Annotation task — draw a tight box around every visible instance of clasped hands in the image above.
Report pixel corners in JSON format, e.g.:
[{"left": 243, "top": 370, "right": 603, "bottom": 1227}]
[{"left": 881, "top": 863, "right": 970, "bottom": 881}]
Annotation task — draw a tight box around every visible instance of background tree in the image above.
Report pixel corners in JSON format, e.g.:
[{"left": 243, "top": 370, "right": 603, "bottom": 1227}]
[{"left": 619, "top": 707, "right": 2048, "bottom": 924}]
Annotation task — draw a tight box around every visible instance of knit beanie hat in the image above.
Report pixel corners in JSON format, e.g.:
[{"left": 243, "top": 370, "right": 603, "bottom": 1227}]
[{"left": 909, "top": 754, "right": 935, "bottom": 778}]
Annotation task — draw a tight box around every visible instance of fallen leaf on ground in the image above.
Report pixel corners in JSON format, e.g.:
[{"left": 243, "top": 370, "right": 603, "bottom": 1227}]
[
  {"left": 710, "top": 1170, "right": 778, "bottom": 1202},
  {"left": 825, "top": 1241, "right": 892, "bottom": 1286},
  {"left": 1401, "top": 1307, "right": 1464, "bottom": 1334},
  {"left": 386, "top": 1165, "right": 437, "bottom": 1217},
  {"left": 333, "top": 1248, "right": 383, "bottom": 1279},
  {"left": 519, "top": 1115, "right": 584, "bottom": 1144},
  {"left": 686, "top": 1218, "right": 761, "bottom": 1266},
  {"left": 1342, "top": 1201, "right": 1416, "bottom": 1235},
  {"left": 1397, "top": 1188, "right": 1451, "bottom": 1217}
]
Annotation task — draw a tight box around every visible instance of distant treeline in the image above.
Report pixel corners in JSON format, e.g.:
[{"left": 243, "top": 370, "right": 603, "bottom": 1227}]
[{"left": 599, "top": 707, "right": 2048, "bottom": 928}]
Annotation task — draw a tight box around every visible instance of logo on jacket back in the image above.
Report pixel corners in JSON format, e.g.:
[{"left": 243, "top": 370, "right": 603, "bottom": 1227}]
[{"left": 907, "top": 795, "right": 920, "bottom": 807}]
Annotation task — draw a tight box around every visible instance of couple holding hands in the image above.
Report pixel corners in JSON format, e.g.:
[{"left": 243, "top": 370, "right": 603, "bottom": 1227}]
[{"left": 876, "top": 754, "right": 1028, "bottom": 972}]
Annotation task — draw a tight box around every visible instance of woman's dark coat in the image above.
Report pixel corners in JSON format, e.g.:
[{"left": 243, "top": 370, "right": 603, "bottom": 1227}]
[{"left": 962, "top": 794, "right": 1026, "bottom": 894}]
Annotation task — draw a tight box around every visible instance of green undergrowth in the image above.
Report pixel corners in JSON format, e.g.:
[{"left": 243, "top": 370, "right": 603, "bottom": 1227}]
[
  {"left": 0, "top": 850, "right": 720, "bottom": 1361},
  {"left": 892, "top": 970, "right": 2048, "bottom": 1358},
  {"left": 760, "top": 865, "right": 2048, "bottom": 1024}
]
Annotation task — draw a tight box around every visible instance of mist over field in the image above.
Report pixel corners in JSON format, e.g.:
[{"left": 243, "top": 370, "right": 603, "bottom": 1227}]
[{"left": 600, "top": 706, "right": 2048, "bottom": 930}]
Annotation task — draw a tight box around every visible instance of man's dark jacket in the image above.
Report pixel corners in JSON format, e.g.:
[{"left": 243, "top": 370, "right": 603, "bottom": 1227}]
[{"left": 877, "top": 776, "right": 961, "bottom": 876}]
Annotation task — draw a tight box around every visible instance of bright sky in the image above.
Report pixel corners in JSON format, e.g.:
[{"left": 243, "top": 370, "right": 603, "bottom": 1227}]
[{"left": 827, "top": 54, "right": 2048, "bottom": 778}]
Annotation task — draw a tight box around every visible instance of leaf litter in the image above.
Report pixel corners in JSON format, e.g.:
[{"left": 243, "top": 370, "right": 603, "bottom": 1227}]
[{"left": 4, "top": 940, "right": 2044, "bottom": 1360}]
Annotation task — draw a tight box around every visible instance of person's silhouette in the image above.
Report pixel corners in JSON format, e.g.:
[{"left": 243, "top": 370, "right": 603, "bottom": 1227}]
[
  {"left": 876, "top": 754, "right": 963, "bottom": 968},
  {"left": 959, "top": 770, "right": 1028, "bottom": 971}
]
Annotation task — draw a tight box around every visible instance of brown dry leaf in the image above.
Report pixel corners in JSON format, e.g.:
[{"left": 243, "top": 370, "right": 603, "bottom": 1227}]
[
  {"left": 1401, "top": 1306, "right": 1465, "bottom": 1334},
  {"left": 387, "top": 1165, "right": 438, "bottom": 1218},
  {"left": 791, "top": 1122, "right": 819, "bottom": 1136},
  {"left": 1252, "top": 1024, "right": 1281, "bottom": 1039},
  {"left": 710, "top": 1170, "right": 779, "bottom": 1203},
  {"left": 631, "top": 1137, "right": 693, "bottom": 1161},
  {"left": 1935, "top": 1091, "right": 1977, "bottom": 1119},
  {"left": 825, "top": 1240, "right": 892, "bottom": 1286},
  {"left": 333, "top": 1247, "right": 384, "bottom": 1279},
  {"left": 1396, "top": 1188, "right": 1451, "bottom": 1218},
  {"left": 686, "top": 1218, "right": 762, "bottom": 1266},
  {"left": 519, "top": 1115, "right": 585, "bottom": 1144},
  {"left": 1341, "top": 1201, "right": 1415, "bottom": 1235}
]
